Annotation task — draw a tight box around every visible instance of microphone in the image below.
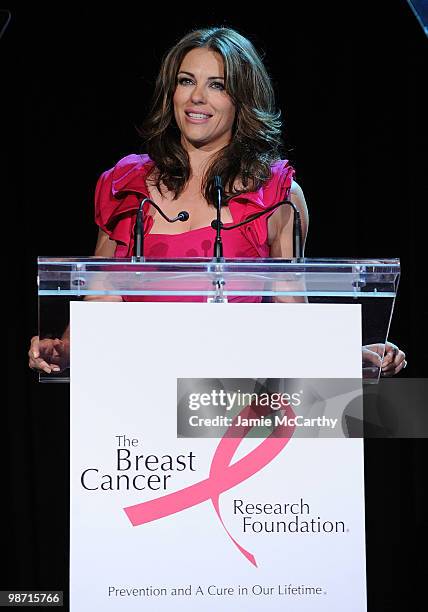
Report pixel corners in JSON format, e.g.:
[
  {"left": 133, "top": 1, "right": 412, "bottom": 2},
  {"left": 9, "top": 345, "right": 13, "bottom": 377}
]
[
  {"left": 213, "top": 175, "right": 224, "bottom": 260},
  {"left": 133, "top": 198, "right": 189, "bottom": 261},
  {"left": 176, "top": 211, "right": 190, "bottom": 222},
  {"left": 212, "top": 200, "right": 303, "bottom": 258}
]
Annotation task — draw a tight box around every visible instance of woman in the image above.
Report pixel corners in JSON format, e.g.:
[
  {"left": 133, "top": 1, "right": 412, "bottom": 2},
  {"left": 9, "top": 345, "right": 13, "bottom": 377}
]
[{"left": 28, "top": 26, "right": 406, "bottom": 374}]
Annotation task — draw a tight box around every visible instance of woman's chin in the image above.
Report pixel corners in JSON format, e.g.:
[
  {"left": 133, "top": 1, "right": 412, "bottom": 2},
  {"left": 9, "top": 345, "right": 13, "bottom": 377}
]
[{"left": 182, "top": 135, "right": 226, "bottom": 151}]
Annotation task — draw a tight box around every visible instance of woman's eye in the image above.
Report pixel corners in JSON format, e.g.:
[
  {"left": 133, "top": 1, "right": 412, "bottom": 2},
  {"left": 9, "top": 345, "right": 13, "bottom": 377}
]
[
  {"left": 210, "top": 81, "right": 225, "bottom": 90},
  {"left": 177, "top": 77, "right": 225, "bottom": 90}
]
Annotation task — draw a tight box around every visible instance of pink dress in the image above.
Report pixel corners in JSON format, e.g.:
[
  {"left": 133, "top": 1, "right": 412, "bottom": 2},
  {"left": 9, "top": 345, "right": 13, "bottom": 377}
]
[{"left": 95, "top": 154, "right": 295, "bottom": 302}]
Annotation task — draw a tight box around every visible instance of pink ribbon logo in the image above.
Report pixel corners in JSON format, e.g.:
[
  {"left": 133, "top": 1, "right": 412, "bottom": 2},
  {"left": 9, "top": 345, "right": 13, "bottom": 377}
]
[{"left": 124, "top": 402, "right": 295, "bottom": 567}]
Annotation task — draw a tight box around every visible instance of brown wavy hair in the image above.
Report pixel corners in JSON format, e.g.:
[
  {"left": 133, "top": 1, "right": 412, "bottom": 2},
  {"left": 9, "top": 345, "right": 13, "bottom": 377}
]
[{"left": 139, "top": 27, "right": 284, "bottom": 205}]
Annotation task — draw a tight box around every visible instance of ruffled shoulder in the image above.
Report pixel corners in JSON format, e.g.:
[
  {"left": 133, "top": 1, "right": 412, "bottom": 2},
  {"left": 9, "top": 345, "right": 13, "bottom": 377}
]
[
  {"left": 264, "top": 159, "right": 295, "bottom": 205},
  {"left": 109, "top": 153, "right": 154, "bottom": 197},
  {"left": 94, "top": 153, "right": 154, "bottom": 248},
  {"left": 228, "top": 160, "right": 294, "bottom": 219},
  {"left": 228, "top": 160, "right": 295, "bottom": 256}
]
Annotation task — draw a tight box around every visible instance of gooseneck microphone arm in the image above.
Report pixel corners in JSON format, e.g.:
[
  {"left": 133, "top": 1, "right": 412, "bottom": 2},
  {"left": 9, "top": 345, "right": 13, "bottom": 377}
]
[
  {"left": 211, "top": 199, "right": 303, "bottom": 258},
  {"left": 133, "top": 197, "right": 189, "bottom": 261},
  {"left": 213, "top": 176, "right": 224, "bottom": 260}
]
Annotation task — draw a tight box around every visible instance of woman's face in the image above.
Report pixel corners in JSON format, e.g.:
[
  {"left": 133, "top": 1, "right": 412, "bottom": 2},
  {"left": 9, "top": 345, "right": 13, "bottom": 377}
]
[{"left": 173, "top": 47, "right": 236, "bottom": 152}]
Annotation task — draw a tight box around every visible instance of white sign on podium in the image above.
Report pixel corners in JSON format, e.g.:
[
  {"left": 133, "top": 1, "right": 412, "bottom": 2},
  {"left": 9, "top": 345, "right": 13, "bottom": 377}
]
[{"left": 70, "top": 302, "right": 366, "bottom": 611}]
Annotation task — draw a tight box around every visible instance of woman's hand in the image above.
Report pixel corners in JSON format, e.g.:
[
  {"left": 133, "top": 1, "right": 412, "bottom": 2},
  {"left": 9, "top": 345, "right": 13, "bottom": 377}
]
[
  {"left": 28, "top": 335, "right": 70, "bottom": 374},
  {"left": 362, "top": 341, "right": 407, "bottom": 376}
]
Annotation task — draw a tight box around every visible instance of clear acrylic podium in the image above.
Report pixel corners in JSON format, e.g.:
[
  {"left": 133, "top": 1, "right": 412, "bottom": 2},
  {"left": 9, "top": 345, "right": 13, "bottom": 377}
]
[{"left": 37, "top": 257, "right": 400, "bottom": 383}]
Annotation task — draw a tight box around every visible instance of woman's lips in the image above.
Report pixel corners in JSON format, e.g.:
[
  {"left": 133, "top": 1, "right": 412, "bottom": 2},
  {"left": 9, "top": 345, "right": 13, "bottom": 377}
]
[{"left": 185, "top": 111, "right": 212, "bottom": 123}]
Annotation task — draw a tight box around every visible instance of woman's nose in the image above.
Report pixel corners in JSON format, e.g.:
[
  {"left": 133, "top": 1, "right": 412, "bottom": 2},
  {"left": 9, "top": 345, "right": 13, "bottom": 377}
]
[{"left": 190, "top": 83, "right": 206, "bottom": 103}]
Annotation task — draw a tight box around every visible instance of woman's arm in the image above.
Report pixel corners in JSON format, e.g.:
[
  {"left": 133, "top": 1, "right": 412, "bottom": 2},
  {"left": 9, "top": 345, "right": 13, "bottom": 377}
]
[
  {"left": 84, "top": 228, "right": 123, "bottom": 302},
  {"left": 28, "top": 229, "right": 122, "bottom": 373},
  {"left": 267, "top": 180, "right": 309, "bottom": 257},
  {"left": 266, "top": 186, "right": 407, "bottom": 374},
  {"left": 94, "top": 228, "right": 118, "bottom": 257},
  {"left": 267, "top": 181, "right": 309, "bottom": 302}
]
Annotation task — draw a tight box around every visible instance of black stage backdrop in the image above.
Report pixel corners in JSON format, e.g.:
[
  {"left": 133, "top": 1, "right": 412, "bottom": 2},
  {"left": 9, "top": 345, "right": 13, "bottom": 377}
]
[{"left": 4, "top": 3, "right": 427, "bottom": 611}]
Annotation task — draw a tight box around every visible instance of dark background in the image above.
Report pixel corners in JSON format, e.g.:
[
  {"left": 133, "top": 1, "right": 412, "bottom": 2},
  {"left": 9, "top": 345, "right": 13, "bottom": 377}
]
[{"left": 5, "top": 3, "right": 427, "bottom": 611}]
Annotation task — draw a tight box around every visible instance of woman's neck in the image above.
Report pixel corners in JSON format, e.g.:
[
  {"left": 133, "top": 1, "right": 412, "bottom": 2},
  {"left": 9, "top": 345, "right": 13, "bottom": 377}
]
[{"left": 183, "top": 141, "right": 226, "bottom": 180}]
